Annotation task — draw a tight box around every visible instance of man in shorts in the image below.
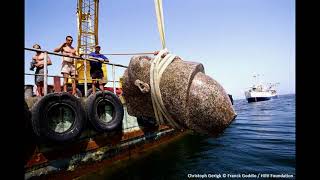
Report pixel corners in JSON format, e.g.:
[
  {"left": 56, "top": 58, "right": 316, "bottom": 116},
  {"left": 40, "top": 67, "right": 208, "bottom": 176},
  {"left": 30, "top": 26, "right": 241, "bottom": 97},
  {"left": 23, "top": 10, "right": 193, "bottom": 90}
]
[
  {"left": 32, "top": 44, "right": 52, "bottom": 96},
  {"left": 88, "top": 45, "right": 109, "bottom": 94},
  {"left": 54, "top": 35, "right": 77, "bottom": 95}
]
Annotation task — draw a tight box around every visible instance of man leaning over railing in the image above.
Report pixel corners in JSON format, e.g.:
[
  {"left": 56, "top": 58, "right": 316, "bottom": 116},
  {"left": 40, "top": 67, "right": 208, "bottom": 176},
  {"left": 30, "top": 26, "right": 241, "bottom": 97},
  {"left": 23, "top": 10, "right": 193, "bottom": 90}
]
[{"left": 88, "top": 45, "right": 109, "bottom": 94}]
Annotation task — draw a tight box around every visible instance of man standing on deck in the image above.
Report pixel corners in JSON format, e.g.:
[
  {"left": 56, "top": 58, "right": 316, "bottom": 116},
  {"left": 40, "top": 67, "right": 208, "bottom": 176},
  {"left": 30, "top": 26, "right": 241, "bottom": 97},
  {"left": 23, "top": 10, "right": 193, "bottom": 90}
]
[
  {"left": 54, "top": 35, "right": 78, "bottom": 96},
  {"left": 88, "top": 45, "right": 109, "bottom": 94},
  {"left": 31, "top": 44, "right": 52, "bottom": 96}
]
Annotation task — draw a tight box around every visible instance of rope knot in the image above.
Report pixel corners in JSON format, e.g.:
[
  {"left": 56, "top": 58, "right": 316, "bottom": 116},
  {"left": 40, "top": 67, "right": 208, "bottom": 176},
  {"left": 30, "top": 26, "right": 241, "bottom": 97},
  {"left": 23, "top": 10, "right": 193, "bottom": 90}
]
[{"left": 149, "top": 49, "right": 181, "bottom": 129}]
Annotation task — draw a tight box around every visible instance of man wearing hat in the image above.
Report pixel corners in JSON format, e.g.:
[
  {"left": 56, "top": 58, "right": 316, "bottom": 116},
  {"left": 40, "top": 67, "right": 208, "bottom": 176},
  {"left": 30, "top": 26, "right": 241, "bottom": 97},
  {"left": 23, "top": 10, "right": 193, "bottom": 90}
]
[{"left": 88, "top": 45, "right": 109, "bottom": 94}]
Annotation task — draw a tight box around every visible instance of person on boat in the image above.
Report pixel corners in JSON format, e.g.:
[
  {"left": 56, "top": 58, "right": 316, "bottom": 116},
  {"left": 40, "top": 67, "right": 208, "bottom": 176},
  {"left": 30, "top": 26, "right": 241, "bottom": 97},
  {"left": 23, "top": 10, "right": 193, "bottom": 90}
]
[
  {"left": 88, "top": 45, "right": 109, "bottom": 94},
  {"left": 31, "top": 44, "right": 52, "bottom": 96},
  {"left": 54, "top": 35, "right": 78, "bottom": 96}
]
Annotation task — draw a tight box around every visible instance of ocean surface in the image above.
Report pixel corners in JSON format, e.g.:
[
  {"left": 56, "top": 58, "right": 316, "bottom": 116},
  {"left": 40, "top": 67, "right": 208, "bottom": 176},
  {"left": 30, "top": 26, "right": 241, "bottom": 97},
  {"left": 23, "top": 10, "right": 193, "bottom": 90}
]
[{"left": 79, "top": 94, "right": 295, "bottom": 179}]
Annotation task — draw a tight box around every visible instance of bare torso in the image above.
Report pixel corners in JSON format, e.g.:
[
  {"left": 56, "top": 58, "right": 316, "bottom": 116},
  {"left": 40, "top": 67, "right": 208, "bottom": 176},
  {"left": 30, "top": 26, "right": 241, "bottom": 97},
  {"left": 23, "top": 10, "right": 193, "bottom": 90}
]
[
  {"left": 62, "top": 45, "right": 76, "bottom": 63},
  {"left": 62, "top": 45, "right": 76, "bottom": 56},
  {"left": 33, "top": 53, "right": 47, "bottom": 67}
]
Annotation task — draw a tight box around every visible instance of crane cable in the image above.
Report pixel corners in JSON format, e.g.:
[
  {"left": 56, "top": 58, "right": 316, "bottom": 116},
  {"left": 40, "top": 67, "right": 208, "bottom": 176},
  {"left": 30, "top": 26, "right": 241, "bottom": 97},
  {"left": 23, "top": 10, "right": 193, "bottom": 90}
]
[
  {"left": 154, "top": 0, "right": 166, "bottom": 49},
  {"left": 150, "top": 0, "right": 181, "bottom": 129}
]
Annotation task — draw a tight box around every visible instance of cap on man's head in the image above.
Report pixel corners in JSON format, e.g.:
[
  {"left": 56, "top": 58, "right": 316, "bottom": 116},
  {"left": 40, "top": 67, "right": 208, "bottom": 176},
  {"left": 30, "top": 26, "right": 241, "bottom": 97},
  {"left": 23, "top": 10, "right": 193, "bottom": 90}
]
[
  {"left": 95, "top": 45, "right": 101, "bottom": 48},
  {"left": 33, "top": 44, "right": 41, "bottom": 49}
]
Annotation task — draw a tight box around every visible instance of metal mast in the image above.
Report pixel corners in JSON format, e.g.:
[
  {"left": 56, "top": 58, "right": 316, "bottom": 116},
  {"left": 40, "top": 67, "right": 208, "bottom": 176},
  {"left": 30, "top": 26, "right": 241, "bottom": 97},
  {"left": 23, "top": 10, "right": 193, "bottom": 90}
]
[
  {"left": 77, "top": 0, "right": 99, "bottom": 54},
  {"left": 76, "top": 0, "right": 99, "bottom": 90}
]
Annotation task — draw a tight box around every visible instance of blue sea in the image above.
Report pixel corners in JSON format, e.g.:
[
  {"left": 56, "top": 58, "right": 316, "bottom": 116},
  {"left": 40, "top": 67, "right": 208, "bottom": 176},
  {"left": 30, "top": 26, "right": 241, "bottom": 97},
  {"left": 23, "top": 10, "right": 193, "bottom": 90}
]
[{"left": 80, "top": 94, "right": 295, "bottom": 179}]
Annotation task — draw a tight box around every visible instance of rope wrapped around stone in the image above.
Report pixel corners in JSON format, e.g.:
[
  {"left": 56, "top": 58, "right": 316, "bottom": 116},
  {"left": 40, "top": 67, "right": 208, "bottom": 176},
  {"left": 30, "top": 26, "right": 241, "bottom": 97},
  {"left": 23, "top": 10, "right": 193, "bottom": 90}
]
[{"left": 149, "top": 48, "right": 182, "bottom": 129}]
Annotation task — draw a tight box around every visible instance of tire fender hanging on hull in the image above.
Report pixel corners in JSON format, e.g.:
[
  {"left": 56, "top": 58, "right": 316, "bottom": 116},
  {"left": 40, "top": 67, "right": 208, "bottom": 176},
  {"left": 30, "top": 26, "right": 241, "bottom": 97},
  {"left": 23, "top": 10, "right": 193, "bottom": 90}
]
[
  {"left": 85, "top": 91, "right": 124, "bottom": 132},
  {"left": 31, "top": 92, "right": 86, "bottom": 143}
]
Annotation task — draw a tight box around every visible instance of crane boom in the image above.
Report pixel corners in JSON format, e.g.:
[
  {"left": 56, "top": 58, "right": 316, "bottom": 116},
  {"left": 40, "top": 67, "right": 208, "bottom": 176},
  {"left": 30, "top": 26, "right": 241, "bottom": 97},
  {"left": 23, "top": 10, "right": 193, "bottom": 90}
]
[
  {"left": 77, "top": 0, "right": 99, "bottom": 54},
  {"left": 76, "top": 0, "right": 106, "bottom": 89}
]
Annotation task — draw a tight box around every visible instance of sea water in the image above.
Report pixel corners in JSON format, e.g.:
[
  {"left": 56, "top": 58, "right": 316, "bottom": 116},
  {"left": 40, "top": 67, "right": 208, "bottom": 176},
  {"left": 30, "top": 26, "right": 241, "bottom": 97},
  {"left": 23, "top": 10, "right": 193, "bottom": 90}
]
[{"left": 79, "top": 94, "right": 295, "bottom": 179}]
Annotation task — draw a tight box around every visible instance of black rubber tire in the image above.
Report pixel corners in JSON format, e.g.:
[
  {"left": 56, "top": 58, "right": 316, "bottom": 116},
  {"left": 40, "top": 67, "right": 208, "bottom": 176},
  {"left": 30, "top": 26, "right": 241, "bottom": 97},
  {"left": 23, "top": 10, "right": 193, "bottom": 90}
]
[
  {"left": 86, "top": 91, "right": 123, "bottom": 132},
  {"left": 86, "top": 87, "right": 101, "bottom": 97},
  {"left": 31, "top": 92, "right": 86, "bottom": 142},
  {"left": 67, "top": 87, "right": 83, "bottom": 97}
]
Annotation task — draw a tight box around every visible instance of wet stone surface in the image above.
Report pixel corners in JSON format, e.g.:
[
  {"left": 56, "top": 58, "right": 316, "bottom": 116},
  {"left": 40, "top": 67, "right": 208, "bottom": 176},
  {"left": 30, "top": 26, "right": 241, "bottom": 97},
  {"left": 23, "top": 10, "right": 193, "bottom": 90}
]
[{"left": 122, "top": 55, "right": 236, "bottom": 135}]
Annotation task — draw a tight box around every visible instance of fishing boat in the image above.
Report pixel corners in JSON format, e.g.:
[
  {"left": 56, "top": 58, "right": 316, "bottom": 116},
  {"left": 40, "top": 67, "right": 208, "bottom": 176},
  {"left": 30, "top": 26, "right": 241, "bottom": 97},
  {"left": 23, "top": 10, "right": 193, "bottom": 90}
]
[
  {"left": 24, "top": 85, "right": 186, "bottom": 179},
  {"left": 244, "top": 74, "right": 279, "bottom": 103}
]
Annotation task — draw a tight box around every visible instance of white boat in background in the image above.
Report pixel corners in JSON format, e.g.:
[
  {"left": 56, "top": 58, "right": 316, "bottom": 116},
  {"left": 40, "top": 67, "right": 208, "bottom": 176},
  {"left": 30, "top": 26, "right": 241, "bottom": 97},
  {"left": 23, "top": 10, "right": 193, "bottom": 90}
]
[{"left": 244, "top": 74, "right": 279, "bottom": 103}]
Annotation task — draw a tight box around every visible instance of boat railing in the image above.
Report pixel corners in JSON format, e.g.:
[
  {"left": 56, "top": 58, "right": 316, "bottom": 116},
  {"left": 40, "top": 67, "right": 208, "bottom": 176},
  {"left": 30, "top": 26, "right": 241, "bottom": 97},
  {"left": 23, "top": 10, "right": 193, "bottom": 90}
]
[{"left": 24, "top": 47, "right": 129, "bottom": 97}]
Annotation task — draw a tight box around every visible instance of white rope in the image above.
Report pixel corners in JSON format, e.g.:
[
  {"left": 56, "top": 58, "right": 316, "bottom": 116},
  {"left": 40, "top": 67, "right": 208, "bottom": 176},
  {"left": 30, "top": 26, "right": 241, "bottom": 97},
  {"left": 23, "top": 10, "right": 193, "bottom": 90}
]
[
  {"left": 151, "top": 0, "right": 181, "bottom": 128},
  {"left": 150, "top": 49, "right": 181, "bottom": 129},
  {"left": 154, "top": 0, "right": 166, "bottom": 49}
]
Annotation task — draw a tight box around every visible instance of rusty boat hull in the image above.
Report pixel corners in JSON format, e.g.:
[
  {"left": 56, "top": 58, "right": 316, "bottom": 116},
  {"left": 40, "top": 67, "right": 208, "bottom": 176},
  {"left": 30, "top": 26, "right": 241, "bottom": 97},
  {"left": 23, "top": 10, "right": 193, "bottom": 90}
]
[{"left": 24, "top": 96, "right": 187, "bottom": 179}]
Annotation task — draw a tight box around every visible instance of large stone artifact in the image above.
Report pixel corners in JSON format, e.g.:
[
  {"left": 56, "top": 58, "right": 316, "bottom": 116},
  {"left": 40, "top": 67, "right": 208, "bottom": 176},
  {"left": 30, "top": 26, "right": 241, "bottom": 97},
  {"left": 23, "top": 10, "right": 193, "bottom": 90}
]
[{"left": 122, "top": 54, "right": 236, "bottom": 135}]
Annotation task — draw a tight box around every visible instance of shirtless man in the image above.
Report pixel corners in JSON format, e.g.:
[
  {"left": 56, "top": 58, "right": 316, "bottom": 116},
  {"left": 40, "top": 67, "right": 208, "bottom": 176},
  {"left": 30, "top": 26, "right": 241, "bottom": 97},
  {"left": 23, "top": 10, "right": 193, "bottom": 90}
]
[
  {"left": 32, "top": 44, "right": 52, "bottom": 96},
  {"left": 54, "top": 36, "right": 77, "bottom": 95}
]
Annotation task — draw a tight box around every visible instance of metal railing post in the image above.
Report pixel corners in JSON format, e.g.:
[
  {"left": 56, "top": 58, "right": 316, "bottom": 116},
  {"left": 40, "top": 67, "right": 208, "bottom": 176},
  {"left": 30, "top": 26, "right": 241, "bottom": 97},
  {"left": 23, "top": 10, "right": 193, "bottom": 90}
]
[
  {"left": 43, "top": 51, "right": 48, "bottom": 95},
  {"left": 112, "top": 64, "right": 116, "bottom": 94},
  {"left": 83, "top": 57, "right": 88, "bottom": 97}
]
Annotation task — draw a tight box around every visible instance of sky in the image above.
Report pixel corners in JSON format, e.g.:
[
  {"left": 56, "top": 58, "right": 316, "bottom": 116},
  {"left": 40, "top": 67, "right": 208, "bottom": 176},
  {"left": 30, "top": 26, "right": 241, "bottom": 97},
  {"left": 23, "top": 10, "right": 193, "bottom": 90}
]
[{"left": 25, "top": 0, "right": 295, "bottom": 100}]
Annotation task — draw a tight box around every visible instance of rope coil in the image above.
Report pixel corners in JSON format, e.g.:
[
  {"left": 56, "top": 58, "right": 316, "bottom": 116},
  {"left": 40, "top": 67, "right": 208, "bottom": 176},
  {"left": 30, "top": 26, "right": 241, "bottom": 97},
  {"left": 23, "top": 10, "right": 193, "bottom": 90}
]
[{"left": 150, "top": 49, "right": 181, "bottom": 129}]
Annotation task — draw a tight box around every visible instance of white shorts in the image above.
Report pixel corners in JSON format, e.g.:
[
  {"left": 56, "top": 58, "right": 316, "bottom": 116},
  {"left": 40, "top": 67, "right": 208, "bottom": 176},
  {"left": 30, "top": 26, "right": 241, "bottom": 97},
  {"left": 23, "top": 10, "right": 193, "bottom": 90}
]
[{"left": 61, "top": 61, "right": 77, "bottom": 76}]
